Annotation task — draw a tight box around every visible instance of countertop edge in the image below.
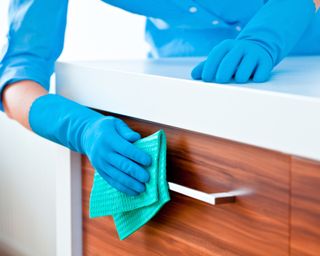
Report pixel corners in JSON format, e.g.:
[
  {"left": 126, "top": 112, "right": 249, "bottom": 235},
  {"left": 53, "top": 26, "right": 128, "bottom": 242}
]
[{"left": 55, "top": 62, "right": 320, "bottom": 162}]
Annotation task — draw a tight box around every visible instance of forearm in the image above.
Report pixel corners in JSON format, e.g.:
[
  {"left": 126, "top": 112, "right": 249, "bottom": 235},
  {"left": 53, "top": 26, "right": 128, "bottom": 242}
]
[
  {"left": 237, "top": 0, "right": 316, "bottom": 65},
  {"left": 2, "top": 80, "right": 151, "bottom": 195},
  {"left": 2, "top": 81, "right": 47, "bottom": 130}
]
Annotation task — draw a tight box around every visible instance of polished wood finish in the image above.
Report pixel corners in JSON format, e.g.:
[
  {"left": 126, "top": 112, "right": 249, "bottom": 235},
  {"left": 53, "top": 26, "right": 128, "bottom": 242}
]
[
  {"left": 291, "top": 158, "right": 320, "bottom": 256},
  {"left": 82, "top": 113, "right": 291, "bottom": 256}
]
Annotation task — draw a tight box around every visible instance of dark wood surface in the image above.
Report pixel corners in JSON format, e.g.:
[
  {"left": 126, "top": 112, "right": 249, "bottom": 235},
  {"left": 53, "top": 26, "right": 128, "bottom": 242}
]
[
  {"left": 82, "top": 114, "right": 291, "bottom": 256},
  {"left": 291, "top": 158, "right": 320, "bottom": 256}
]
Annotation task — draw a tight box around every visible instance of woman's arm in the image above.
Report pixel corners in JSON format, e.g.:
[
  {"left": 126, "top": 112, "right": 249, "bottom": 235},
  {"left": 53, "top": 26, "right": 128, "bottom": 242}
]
[
  {"left": 3, "top": 79, "right": 152, "bottom": 195},
  {"left": 0, "top": 0, "right": 68, "bottom": 127},
  {"left": 3, "top": 81, "right": 47, "bottom": 129},
  {"left": 0, "top": 0, "right": 151, "bottom": 195},
  {"left": 192, "top": 0, "right": 317, "bottom": 83}
]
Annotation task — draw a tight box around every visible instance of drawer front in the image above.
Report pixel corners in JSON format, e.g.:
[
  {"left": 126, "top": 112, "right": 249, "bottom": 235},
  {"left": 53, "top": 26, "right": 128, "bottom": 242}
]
[
  {"left": 291, "top": 158, "right": 320, "bottom": 256},
  {"left": 82, "top": 114, "right": 290, "bottom": 256}
]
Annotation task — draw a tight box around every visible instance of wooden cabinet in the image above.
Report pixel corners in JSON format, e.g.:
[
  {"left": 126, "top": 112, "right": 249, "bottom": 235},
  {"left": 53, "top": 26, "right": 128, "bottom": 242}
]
[
  {"left": 291, "top": 158, "right": 320, "bottom": 256},
  {"left": 54, "top": 58, "right": 320, "bottom": 256},
  {"left": 82, "top": 114, "right": 291, "bottom": 256}
]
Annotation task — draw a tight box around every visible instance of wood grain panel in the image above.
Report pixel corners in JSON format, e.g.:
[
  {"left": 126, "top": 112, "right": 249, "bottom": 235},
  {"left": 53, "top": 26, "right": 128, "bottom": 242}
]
[
  {"left": 291, "top": 158, "right": 320, "bottom": 256},
  {"left": 82, "top": 113, "right": 291, "bottom": 256}
]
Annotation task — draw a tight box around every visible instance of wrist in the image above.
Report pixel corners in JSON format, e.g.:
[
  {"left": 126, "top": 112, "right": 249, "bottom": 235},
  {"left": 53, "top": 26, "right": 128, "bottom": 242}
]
[
  {"left": 29, "top": 94, "right": 104, "bottom": 153},
  {"left": 80, "top": 115, "right": 108, "bottom": 154}
]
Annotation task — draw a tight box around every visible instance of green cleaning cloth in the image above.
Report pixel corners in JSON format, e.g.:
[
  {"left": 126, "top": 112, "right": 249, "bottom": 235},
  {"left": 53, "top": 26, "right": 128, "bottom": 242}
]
[{"left": 89, "top": 130, "right": 170, "bottom": 240}]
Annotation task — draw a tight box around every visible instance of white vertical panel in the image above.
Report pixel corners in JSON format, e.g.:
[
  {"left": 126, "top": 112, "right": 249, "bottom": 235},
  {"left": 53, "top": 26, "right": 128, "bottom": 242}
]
[
  {"left": 56, "top": 151, "right": 82, "bottom": 256},
  {"left": 0, "top": 113, "right": 59, "bottom": 256}
]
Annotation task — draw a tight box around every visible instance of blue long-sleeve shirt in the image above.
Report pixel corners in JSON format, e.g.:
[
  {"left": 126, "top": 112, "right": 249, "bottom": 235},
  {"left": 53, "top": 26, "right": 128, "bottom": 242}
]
[
  {"left": 1, "top": 0, "right": 320, "bottom": 111},
  {"left": 0, "top": 0, "right": 68, "bottom": 111}
]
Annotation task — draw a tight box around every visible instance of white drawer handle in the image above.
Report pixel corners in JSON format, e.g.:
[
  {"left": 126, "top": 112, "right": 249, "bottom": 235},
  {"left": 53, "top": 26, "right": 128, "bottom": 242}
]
[{"left": 168, "top": 182, "right": 248, "bottom": 205}]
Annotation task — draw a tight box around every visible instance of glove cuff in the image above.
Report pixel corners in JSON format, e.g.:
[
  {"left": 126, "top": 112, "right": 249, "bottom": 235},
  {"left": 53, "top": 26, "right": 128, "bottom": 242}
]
[{"left": 29, "top": 94, "right": 103, "bottom": 153}]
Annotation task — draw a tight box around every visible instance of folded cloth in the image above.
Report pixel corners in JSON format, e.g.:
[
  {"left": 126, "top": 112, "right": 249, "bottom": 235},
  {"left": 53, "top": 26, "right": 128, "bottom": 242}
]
[{"left": 89, "top": 130, "right": 170, "bottom": 240}]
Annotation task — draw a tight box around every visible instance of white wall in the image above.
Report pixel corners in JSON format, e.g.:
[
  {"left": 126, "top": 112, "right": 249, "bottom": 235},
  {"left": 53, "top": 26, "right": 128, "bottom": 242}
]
[
  {"left": 0, "top": 0, "right": 148, "bottom": 255},
  {"left": 61, "top": 0, "right": 149, "bottom": 60},
  {"left": 0, "top": 0, "right": 148, "bottom": 60}
]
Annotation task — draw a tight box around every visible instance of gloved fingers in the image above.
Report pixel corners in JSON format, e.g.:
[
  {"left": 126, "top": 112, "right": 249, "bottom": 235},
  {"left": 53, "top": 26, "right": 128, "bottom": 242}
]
[
  {"left": 97, "top": 169, "right": 139, "bottom": 196},
  {"left": 234, "top": 53, "right": 258, "bottom": 83},
  {"left": 106, "top": 152, "right": 150, "bottom": 183},
  {"left": 114, "top": 138, "right": 152, "bottom": 167},
  {"left": 202, "top": 40, "right": 233, "bottom": 82},
  {"left": 115, "top": 118, "right": 141, "bottom": 142},
  {"left": 253, "top": 56, "right": 273, "bottom": 83},
  {"left": 215, "top": 46, "right": 245, "bottom": 83},
  {"left": 191, "top": 61, "right": 205, "bottom": 80},
  {"left": 100, "top": 163, "right": 146, "bottom": 193}
]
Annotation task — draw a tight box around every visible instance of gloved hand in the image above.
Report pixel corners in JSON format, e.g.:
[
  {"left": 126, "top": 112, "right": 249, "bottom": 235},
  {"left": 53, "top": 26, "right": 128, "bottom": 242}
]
[
  {"left": 191, "top": 39, "right": 273, "bottom": 83},
  {"left": 192, "top": 0, "right": 316, "bottom": 83},
  {"left": 82, "top": 116, "right": 151, "bottom": 196},
  {"left": 29, "top": 94, "right": 152, "bottom": 196}
]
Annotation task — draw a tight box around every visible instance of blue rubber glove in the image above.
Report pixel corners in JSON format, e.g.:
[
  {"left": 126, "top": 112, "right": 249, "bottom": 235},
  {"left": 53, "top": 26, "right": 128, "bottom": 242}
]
[
  {"left": 29, "top": 94, "right": 152, "bottom": 196},
  {"left": 191, "top": 39, "right": 273, "bottom": 83},
  {"left": 192, "top": 0, "right": 316, "bottom": 83}
]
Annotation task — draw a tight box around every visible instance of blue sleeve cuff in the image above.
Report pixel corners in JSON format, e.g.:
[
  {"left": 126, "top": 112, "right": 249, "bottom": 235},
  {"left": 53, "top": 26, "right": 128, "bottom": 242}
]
[{"left": 0, "top": 65, "right": 51, "bottom": 112}]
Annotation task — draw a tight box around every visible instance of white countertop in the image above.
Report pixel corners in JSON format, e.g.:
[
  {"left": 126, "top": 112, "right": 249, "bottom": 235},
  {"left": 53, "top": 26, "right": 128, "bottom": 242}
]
[{"left": 56, "top": 57, "right": 320, "bottom": 161}]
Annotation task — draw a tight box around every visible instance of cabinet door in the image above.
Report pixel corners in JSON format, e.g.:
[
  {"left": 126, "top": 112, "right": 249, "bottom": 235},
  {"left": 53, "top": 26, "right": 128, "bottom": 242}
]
[
  {"left": 82, "top": 114, "right": 290, "bottom": 256},
  {"left": 291, "top": 158, "right": 320, "bottom": 256}
]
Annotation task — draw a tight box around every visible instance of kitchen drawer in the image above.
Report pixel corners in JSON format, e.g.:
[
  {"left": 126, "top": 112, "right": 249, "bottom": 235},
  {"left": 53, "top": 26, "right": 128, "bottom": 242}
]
[
  {"left": 291, "top": 158, "right": 320, "bottom": 256},
  {"left": 82, "top": 114, "right": 291, "bottom": 256}
]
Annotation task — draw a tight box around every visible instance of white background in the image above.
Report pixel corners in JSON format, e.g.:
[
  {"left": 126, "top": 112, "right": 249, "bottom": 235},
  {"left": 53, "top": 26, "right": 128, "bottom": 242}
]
[
  {"left": 0, "top": 0, "right": 148, "bottom": 255},
  {"left": 0, "top": 0, "right": 149, "bottom": 60}
]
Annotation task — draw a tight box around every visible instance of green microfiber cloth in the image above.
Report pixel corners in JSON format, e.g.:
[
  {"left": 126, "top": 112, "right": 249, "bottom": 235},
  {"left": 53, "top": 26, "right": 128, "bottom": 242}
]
[{"left": 89, "top": 130, "right": 170, "bottom": 240}]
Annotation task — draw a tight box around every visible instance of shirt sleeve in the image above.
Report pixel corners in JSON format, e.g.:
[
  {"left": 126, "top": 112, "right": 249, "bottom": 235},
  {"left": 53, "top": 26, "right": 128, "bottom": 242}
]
[{"left": 0, "top": 0, "right": 69, "bottom": 111}]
